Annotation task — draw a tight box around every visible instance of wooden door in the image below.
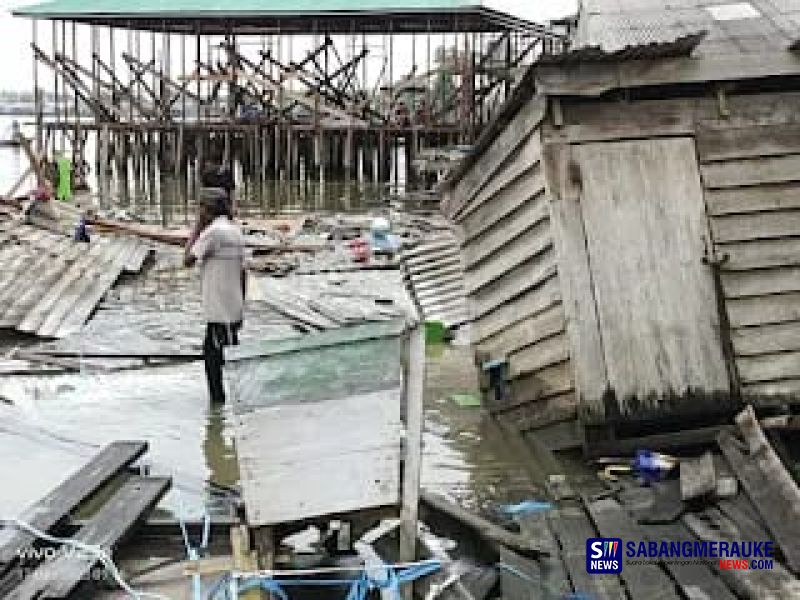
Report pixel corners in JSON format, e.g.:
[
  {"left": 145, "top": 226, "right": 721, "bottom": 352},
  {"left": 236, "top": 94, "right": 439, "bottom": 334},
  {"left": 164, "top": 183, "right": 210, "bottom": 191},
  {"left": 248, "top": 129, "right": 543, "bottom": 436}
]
[{"left": 568, "top": 137, "right": 731, "bottom": 421}]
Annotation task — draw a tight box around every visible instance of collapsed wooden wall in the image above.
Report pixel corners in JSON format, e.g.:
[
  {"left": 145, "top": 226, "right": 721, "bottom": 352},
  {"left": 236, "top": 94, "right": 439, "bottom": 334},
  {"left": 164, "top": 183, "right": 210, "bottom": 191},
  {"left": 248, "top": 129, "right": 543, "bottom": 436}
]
[
  {"left": 442, "top": 97, "right": 578, "bottom": 446},
  {"left": 695, "top": 93, "right": 800, "bottom": 401}
]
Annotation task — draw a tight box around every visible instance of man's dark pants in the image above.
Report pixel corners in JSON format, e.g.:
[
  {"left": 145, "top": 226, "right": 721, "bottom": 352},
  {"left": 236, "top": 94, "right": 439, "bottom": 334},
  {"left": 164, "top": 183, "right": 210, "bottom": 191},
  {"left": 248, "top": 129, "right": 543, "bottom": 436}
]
[{"left": 203, "top": 321, "right": 241, "bottom": 404}]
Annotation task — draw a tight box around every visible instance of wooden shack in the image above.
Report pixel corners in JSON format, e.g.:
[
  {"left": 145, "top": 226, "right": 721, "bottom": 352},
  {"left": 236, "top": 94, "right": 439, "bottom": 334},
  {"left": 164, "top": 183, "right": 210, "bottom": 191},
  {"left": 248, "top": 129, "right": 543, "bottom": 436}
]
[{"left": 442, "top": 0, "right": 800, "bottom": 451}]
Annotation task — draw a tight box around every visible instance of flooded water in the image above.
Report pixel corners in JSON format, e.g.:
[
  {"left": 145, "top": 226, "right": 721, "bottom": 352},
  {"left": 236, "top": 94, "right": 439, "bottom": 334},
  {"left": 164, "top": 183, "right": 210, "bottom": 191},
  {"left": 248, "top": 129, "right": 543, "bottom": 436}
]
[
  {"left": 0, "top": 326, "right": 544, "bottom": 522},
  {"left": 0, "top": 115, "right": 414, "bottom": 226}
]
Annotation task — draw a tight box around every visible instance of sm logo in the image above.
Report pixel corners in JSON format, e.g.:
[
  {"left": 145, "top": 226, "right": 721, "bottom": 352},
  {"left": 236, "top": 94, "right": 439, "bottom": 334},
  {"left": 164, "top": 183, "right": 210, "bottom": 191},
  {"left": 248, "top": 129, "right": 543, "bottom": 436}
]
[{"left": 586, "top": 538, "right": 623, "bottom": 574}]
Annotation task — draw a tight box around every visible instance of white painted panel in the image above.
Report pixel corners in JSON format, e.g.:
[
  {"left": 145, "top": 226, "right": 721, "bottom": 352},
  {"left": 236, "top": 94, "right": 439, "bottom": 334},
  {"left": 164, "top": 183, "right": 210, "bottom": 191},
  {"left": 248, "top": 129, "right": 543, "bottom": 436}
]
[{"left": 236, "top": 389, "right": 402, "bottom": 526}]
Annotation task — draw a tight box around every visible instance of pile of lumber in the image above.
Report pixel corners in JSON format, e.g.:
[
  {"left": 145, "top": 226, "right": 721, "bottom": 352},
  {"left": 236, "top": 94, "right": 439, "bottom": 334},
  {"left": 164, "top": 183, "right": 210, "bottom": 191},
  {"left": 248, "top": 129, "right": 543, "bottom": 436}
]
[
  {"left": 0, "top": 441, "right": 170, "bottom": 599},
  {"left": 0, "top": 222, "right": 150, "bottom": 339}
]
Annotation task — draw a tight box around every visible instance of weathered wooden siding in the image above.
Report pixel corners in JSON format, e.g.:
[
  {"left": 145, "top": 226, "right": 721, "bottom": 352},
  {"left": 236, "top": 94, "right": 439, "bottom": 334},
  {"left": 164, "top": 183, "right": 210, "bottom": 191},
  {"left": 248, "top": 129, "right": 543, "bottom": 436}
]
[
  {"left": 443, "top": 97, "right": 576, "bottom": 441},
  {"left": 698, "top": 125, "right": 800, "bottom": 400},
  {"left": 542, "top": 135, "right": 733, "bottom": 425}
]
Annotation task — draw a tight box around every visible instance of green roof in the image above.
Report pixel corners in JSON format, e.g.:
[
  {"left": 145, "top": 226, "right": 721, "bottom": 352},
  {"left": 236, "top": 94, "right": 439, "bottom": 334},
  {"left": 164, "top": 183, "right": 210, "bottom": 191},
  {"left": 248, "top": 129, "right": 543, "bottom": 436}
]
[
  {"left": 17, "top": 0, "right": 473, "bottom": 15},
  {"left": 12, "top": 0, "right": 541, "bottom": 34}
]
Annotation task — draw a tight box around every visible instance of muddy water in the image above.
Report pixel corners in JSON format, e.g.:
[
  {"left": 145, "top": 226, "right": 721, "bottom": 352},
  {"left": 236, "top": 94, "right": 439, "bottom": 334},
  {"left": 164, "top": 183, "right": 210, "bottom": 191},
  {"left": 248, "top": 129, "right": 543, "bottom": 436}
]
[
  {"left": 422, "top": 344, "right": 545, "bottom": 514},
  {"left": 0, "top": 250, "right": 542, "bottom": 521}
]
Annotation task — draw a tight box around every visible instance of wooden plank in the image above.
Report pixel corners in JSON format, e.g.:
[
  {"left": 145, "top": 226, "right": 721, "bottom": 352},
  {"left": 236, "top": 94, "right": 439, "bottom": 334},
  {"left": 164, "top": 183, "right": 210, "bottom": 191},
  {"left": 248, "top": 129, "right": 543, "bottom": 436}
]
[
  {"left": 705, "top": 183, "right": 800, "bottom": 216},
  {"left": 124, "top": 241, "right": 152, "bottom": 273},
  {"left": 680, "top": 452, "right": 716, "bottom": 501},
  {"left": 743, "top": 378, "right": 800, "bottom": 398},
  {"left": 456, "top": 130, "right": 544, "bottom": 225},
  {"left": 697, "top": 124, "right": 800, "bottom": 163},
  {"left": 0, "top": 441, "right": 148, "bottom": 565},
  {"left": 537, "top": 52, "right": 800, "bottom": 98},
  {"left": 414, "top": 280, "right": 465, "bottom": 303},
  {"left": 462, "top": 193, "right": 550, "bottom": 270},
  {"left": 586, "top": 498, "right": 681, "bottom": 600},
  {"left": 36, "top": 240, "right": 130, "bottom": 338},
  {"left": 498, "top": 546, "right": 542, "bottom": 600},
  {"left": 17, "top": 242, "right": 109, "bottom": 334},
  {"left": 0, "top": 252, "right": 42, "bottom": 313},
  {"left": 702, "top": 154, "right": 800, "bottom": 189},
  {"left": 574, "top": 137, "right": 729, "bottom": 411},
  {"left": 719, "top": 238, "right": 800, "bottom": 271},
  {"left": 555, "top": 96, "right": 697, "bottom": 144},
  {"left": 411, "top": 272, "right": 465, "bottom": 295},
  {"left": 726, "top": 293, "right": 800, "bottom": 328},
  {"left": 722, "top": 267, "right": 800, "bottom": 298},
  {"left": 477, "top": 302, "right": 565, "bottom": 361},
  {"left": 52, "top": 239, "right": 138, "bottom": 338},
  {"left": 719, "top": 406, "right": 800, "bottom": 572},
  {"left": 0, "top": 242, "right": 84, "bottom": 328},
  {"left": 547, "top": 501, "right": 626, "bottom": 600},
  {"left": 236, "top": 390, "right": 401, "bottom": 526},
  {"left": 445, "top": 96, "right": 545, "bottom": 220},
  {"left": 417, "top": 530, "right": 497, "bottom": 600},
  {"left": 632, "top": 520, "right": 738, "bottom": 600},
  {"left": 400, "top": 238, "right": 458, "bottom": 261},
  {"left": 464, "top": 221, "right": 552, "bottom": 295},
  {"left": 586, "top": 425, "right": 736, "bottom": 458},
  {"left": 420, "top": 492, "right": 545, "bottom": 558},
  {"left": 502, "top": 392, "right": 577, "bottom": 433},
  {"left": 472, "top": 273, "right": 561, "bottom": 343},
  {"left": 684, "top": 508, "right": 800, "bottom": 599},
  {"left": 509, "top": 333, "right": 570, "bottom": 378},
  {"left": 710, "top": 211, "right": 800, "bottom": 243},
  {"left": 0, "top": 240, "right": 74, "bottom": 326},
  {"left": 460, "top": 165, "right": 545, "bottom": 243},
  {"left": 404, "top": 254, "right": 462, "bottom": 277},
  {"left": 544, "top": 142, "right": 608, "bottom": 424},
  {"left": 407, "top": 262, "right": 464, "bottom": 286},
  {"left": 514, "top": 512, "right": 571, "bottom": 600},
  {"left": 230, "top": 525, "right": 264, "bottom": 600},
  {"left": 471, "top": 253, "right": 557, "bottom": 320},
  {"left": 732, "top": 321, "right": 800, "bottom": 356},
  {"left": 8, "top": 477, "right": 170, "bottom": 599},
  {"left": 398, "top": 327, "right": 424, "bottom": 587}
]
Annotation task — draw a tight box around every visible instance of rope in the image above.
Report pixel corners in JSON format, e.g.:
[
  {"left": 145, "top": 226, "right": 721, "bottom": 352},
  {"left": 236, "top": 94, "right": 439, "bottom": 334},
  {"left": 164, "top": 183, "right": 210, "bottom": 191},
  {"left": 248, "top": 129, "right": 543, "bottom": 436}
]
[
  {"left": 0, "top": 517, "right": 171, "bottom": 600},
  {"left": 211, "top": 559, "right": 442, "bottom": 600}
]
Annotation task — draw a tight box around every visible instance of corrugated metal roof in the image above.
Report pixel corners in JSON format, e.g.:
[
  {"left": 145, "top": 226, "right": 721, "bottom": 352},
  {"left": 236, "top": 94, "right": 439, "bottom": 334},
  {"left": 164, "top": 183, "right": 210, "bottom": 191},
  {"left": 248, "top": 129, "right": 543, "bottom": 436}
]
[
  {"left": 573, "top": 0, "right": 800, "bottom": 56},
  {"left": 538, "top": 31, "right": 706, "bottom": 64}
]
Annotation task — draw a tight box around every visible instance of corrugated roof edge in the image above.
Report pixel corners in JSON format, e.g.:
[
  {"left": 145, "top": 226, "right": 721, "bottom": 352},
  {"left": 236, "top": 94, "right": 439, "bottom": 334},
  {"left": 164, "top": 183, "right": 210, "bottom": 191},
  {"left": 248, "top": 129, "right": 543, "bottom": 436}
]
[
  {"left": 537, "top": 31, "right": 707, "bottom": 65},
  {"left": 438, "top": 31, "right": 708, "bottom": 198}
]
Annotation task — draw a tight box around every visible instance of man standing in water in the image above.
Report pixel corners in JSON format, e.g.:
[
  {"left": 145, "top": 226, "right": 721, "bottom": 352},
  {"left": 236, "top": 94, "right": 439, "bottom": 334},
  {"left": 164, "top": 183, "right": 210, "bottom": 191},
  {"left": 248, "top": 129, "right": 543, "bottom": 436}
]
[{"left": 184, "top": 188, "right": 246, "bottom": 404}]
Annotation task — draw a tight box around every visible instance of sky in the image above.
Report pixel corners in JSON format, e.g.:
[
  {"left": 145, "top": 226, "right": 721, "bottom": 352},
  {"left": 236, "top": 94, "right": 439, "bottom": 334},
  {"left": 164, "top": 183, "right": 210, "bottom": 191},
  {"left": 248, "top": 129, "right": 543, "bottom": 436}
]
[{"left": 0, "top": 0, "right": 578, "bottom": 92}]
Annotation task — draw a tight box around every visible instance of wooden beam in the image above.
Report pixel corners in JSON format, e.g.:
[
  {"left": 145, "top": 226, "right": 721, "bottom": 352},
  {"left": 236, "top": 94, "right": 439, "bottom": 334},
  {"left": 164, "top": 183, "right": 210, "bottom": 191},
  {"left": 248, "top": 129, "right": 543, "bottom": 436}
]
[
  {"left": 6, "top": 477, "right": 170, "bottom": 599},
  {"left": 719, "top": 405, "right": 800, "bottom": 572},
  {"left": 0, "top": 441, "right": 148, "bottom": 566},
  {"left": 399, "top": 325, "right": 425, "bottom": 600}
]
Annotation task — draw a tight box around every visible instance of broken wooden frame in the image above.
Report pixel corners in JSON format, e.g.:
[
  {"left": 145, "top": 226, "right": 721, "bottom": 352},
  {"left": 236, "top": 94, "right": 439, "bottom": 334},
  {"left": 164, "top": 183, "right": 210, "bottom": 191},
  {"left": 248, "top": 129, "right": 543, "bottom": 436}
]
[{"left": 223, "top": 318, "right": 425, "bottom": 585}]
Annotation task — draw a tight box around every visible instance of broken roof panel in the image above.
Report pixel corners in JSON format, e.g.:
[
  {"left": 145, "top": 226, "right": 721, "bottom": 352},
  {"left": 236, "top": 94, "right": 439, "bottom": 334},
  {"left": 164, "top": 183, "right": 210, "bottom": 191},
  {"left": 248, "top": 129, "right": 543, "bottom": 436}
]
[{"left": 573, "top": 0, "right": 800, "bottom": 56}]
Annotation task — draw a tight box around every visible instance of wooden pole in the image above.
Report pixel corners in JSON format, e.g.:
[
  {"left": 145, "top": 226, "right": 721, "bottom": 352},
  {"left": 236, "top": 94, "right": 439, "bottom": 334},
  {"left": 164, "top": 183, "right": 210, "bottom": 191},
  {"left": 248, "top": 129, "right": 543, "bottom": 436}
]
[{"left": 399, "top": 324, "right": 425, "bottom": 599}]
